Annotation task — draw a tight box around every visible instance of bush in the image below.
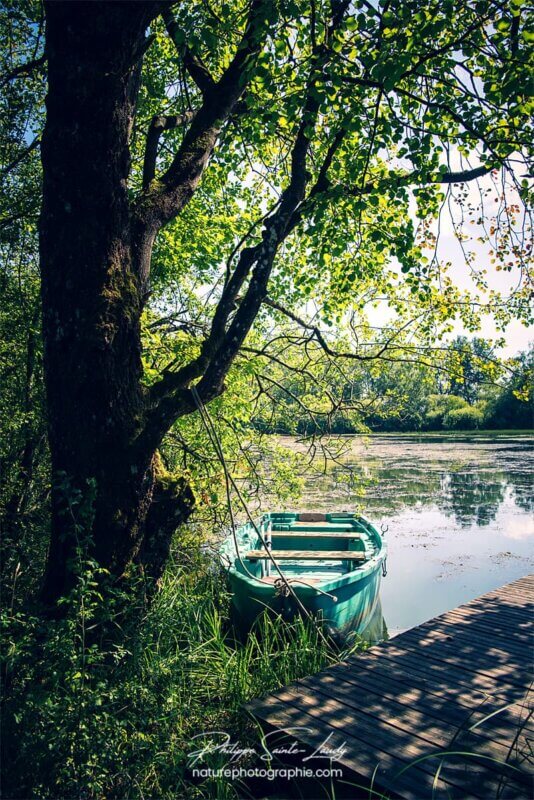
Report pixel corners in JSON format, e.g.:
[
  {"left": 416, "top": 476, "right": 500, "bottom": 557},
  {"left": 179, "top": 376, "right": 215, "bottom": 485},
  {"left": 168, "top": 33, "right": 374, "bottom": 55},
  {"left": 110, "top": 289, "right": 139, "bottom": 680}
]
[
  {"left": 424, "top": 394, "right": 468, "bottom": 429},
  {"left": 2, "top": 553, "right": 360, "bottom": 799},
  {"left": 443, "top": 406, "right": 484, "bottom": 430}
]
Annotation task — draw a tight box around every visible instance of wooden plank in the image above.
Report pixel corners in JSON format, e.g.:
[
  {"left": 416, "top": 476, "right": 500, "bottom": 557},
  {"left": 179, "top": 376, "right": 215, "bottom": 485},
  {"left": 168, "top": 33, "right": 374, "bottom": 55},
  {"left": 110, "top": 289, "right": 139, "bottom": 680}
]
[
  {"left": 484, "top": 592, "right": 534, "bottom": 609},
  {"left": 298, "top": 512, "right": 326, "bottom": 521},
  {"left": 247, "top": 696, "right": 440, "bottom": 800},
  {"left": 296, "top": 671, "right": 533, "bottom": 752},
  {"left": 247, "top": 575, "right": 534, "bottom": 800},
  {"left": 466, "top": 596, "right": 533, "bottom": 619},
  {"left": 454, "top": 603, "right": 532, "bottom": 630},
  {"left": 308, "top": 652, "right": 533, "bottom": 715},
  {"left": 270, "top": 532, "right": 362, "bottom": 540},
  {"left": 258, "top": 576, "right": 321, "bottom": 585},
  {"left": 414, "top": 616, "right": 532, "bottom": 658},
  {"left": 292, "top": 520, "right": 353, "bottom": 527},
  {"left": 300, "top": 665, "right": 534, "bottom": 741},
  {"left": 495, "top": 584, "right": 534, "bottom": 598},
  {"left": 438, "top": 607, "right": 533, "bottom": 641},
  {"left": 260, "top": 686, "right": 528, "bottom": 799},
  {"left": 249, "top": 696, "right": 453, "bottom": 800},
  {"left": 250, "top": 693, "right": 531, "bottom": 800},
  {"left": 393, "top": 630, "right": 533, "bottom": 681},
  {"left": 487, "top": 582, "right": 534, "bottom": 598},
  {"left": 373, "top": 638, "right": 532, "bottom": 689},
  {"left": 272, "top": 523, "right": 356, "bottom": 532},
  {"left": 484, "top": 590, "right": 534, "bottom": 607},
  {"left": 377, "top": 622, "right": 533, "bottom": 672},
  {"left": 432, "top": 596, "right": 534, "bottom": 627},
  {"left": 340, "top": 660, "right": 532, "bottom": 727},
  {"left": 282, "top": 677, "right": 531, "bottom": 778},
  {"left": 466, "top": 586, "right": 532, "bottom": 605},
  {"left": 407, "top": 602, "right": 534, "bottom": 637},
  {"left": 462, "top": 595, "right": 533, "bottom": 618},
  {"left": 397, "top": 625, "right": 533, "bottom": 669},
  {"left": 424, "top": 603, "right": 534, "bottom": 638},
  {"left": 310, "top": 653, "right": 530, "bottom": 712},
  {"left": 245, "top": 549, "right": 365, "bottom": 561},
  {"left": 506, "top": 575, "right": 534, "bottom": 587},
  {"left": 349, "top": 647, "right": 527, "bottom": 696}
]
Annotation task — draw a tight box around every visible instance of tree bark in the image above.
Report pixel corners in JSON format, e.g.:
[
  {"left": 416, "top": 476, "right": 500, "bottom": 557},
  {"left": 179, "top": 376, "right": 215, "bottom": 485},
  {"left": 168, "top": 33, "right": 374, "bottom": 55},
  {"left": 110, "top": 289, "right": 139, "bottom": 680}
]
[
  {"left": 136, "top": 454, "right": 195, "bottom": 588},
  {"left": 38, "top": 0, "right": 271, "bottom": 606},
  {"left": 38, "top": 2, "right": 191, "bottom": 605}
]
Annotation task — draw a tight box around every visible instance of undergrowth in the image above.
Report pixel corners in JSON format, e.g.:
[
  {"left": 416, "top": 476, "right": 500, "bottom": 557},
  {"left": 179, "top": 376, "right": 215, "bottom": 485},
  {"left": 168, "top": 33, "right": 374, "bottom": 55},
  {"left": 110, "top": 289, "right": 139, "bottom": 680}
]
[{"left": 1, "top": 550, "right": 360, "bottom": 799}]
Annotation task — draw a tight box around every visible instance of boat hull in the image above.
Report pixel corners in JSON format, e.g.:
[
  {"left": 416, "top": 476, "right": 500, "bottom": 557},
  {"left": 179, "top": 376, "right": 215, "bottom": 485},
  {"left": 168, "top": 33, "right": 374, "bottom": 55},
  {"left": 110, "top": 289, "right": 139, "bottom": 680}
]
[
  {"left": 221, "top": 512, "right": 387, "bottom": 636},
  {"left": 228, "top": 562, "right": 383, "bottom": 636}
]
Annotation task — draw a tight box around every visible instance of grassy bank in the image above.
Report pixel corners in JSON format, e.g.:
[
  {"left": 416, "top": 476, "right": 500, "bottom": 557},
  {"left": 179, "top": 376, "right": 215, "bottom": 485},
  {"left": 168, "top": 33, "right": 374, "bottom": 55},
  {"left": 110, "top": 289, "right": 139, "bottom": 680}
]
[
  {"left": 2, "top": 553, "right": 360, "bottom": 799},
  {"left": 273, "top": 429, "right": 532, "bottom": 438},
  {"left": 361, "top": 429, "right": 533, "bottom": 437}
]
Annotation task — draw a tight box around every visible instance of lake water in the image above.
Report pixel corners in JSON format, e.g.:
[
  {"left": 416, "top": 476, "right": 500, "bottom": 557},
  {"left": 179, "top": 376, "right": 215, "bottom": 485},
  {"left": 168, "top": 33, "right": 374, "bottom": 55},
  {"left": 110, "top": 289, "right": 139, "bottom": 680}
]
[{"left": 275, "top": 433, "right": 533, "bottom": 638}]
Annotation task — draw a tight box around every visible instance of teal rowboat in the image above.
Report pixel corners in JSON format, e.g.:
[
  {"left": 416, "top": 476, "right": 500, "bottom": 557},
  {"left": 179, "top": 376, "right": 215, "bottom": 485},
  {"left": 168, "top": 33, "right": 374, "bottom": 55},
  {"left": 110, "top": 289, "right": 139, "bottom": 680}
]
[{"left": 219, "top": 511, "right": 387, "bottom": 635}]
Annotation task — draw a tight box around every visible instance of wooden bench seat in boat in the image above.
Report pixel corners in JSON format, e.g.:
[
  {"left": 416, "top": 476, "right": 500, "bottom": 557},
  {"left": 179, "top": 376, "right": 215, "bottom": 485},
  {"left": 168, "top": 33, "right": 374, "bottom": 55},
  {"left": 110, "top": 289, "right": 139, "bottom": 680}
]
[
  {"left": 272, "top": 523, "right": 354, "bottom": 532},
  {"left": 256, "top": 576, "right": 321, "bottom": 584},
  {"left": 270, "top": 532, "right": 361, "bottom": 540},
  {"left": 292, "top": 520, "right": 353, "bottom": 527},
  {"left": 245, "top": 549, "right": 366, "bottom": 562}
]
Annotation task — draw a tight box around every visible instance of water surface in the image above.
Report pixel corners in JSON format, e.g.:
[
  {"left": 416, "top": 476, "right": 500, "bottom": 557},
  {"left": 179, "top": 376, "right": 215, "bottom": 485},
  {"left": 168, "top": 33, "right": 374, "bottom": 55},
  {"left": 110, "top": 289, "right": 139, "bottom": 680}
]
[{"left": 275, "top": 433, "right": 533, "bottom": 637}]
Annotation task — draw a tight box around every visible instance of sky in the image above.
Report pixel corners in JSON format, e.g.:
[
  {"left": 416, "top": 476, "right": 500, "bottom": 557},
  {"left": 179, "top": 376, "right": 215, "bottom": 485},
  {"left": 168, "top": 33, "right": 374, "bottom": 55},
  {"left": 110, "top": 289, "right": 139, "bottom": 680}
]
[
  {"left": 434, "top": 169, "right": 532, "bottom": 357},
  {"left": 361, "top": 165, "right": 532, "bottom": 359}
]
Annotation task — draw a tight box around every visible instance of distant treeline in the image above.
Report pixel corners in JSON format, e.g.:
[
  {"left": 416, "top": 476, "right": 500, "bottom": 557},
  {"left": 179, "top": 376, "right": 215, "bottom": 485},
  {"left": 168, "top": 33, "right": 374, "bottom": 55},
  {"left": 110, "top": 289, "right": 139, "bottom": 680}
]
[{"left": 253, "top": 338, "right": 533, "bottom": 435}]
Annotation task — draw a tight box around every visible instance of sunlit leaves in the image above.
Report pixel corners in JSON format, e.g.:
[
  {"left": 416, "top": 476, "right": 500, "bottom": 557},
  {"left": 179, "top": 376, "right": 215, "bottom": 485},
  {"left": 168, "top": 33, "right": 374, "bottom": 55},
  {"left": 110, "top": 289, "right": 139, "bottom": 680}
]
[{"left": 136, "top": 0, "right": 530, "bottom": 355}]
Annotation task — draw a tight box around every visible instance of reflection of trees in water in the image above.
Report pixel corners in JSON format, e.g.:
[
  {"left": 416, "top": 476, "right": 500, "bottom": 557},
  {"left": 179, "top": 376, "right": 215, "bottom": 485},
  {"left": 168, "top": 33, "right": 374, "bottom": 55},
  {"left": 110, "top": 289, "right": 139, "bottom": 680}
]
[
  {"left": 354, "top": 465, "right": 513, "bottom": 527},
  {"left": 506, "top": 475, "right": 534, "bottom": 514},
  {"left": 438, "top": 471, "right": 507, "bottom": 527},
  {"left": 366, "top": 467, "right": 508, "bottom": 526},
  {"left": 367, "top": 467, "right": 442, "bottom": 511},
  {"left": 330, "top": 464, "right": 442, "bottom": 513},
  {"left": 306, "top": 455, "right": 531, "bottom": 526},
  {"left": 330, "top": 462, "right": 375, "bottom": 501}
]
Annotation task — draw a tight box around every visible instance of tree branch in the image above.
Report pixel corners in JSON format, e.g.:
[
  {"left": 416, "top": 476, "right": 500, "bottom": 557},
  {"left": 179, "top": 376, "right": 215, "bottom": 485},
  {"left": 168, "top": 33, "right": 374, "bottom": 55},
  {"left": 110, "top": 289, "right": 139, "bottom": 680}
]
[
  {"left": 263, "top": 297, "right": 370, "bottom": 360},
  {"left": 134, "top": 0, "right": 270, "bottom": 230},
  {"left": 337, "top": 164, "right": 494, "bottom": 202},
  {"left": 1, "top": 136, "right": 40, "bottom": 178},
  {"left": 162, "top": 7, "right": 216, "bottom": 95},
  {"left": 0, "top": 54, "right": 46, "bottom": 87},
  {"left": 142, "top": 111, "right": 197, "bottom": 190},
  {"left": 138, "top": 0, "right": 498, "bottom": 450},
  {"left": 435, "top": 165, "right": 493, "bottom": 184},
  {"left": 139, "top": 138, "right": 493, "bottom": 447},
  {"left": 138, "top": 2, "right": 351, "bottom": 449}
]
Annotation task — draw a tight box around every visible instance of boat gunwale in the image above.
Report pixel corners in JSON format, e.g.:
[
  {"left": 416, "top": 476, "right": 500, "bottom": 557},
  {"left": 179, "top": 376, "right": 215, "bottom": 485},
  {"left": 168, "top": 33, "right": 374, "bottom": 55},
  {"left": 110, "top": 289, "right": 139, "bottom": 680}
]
[{"left": 222, "top": 512, "right": 387, "bottom": 596}]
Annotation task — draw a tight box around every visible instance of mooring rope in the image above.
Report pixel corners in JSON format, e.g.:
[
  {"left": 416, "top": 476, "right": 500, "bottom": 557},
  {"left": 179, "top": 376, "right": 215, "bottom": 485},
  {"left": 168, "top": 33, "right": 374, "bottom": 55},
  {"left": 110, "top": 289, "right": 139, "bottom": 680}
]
[{"left": 190, "top": 386, "right": 322, "bottom": 616}]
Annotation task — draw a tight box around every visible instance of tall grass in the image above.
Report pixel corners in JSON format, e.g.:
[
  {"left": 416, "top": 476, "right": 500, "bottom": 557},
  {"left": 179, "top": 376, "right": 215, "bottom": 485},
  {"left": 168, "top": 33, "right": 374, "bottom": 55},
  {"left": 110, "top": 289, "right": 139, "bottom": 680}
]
[{"left": 1, "top": 553, "right": 360, "bottom": 799}]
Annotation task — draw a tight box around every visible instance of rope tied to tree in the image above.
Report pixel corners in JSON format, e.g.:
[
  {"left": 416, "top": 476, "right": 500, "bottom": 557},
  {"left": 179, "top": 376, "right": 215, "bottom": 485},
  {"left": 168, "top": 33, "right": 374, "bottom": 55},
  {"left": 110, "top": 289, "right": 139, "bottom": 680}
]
[{"left": 189, "top": 385, "right": 337, "bottom": 622}]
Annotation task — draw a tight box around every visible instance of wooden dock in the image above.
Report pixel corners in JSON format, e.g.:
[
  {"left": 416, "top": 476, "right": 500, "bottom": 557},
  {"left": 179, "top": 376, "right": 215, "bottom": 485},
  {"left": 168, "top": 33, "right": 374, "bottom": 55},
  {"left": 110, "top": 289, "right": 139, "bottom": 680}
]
[{"left": 247, "top": 575, "right": 534, "bottom": 799}]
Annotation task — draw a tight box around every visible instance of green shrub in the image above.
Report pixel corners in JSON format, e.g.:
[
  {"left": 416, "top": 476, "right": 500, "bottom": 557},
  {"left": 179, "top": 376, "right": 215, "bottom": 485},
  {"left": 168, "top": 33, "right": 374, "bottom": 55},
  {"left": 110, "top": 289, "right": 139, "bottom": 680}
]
[
  {"left": 443, "top": 405, "right": 484, "bottom": 430},
  {"left": 2, "top": 553, "right": 360, "bottom": 799},
  {"left": 425, "top": 394, "right": 468, "bottom": 429}
]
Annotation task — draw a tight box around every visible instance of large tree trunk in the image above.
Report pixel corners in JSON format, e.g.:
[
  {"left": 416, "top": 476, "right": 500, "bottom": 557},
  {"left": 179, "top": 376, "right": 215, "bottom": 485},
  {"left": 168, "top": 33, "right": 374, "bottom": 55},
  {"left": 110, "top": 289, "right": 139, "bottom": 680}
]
[
  {"left": 39, "top": 2, "right": 192, "bottom": 605},
  {"left": 137, "top": 454, "right": 195, "bottom": 589}
]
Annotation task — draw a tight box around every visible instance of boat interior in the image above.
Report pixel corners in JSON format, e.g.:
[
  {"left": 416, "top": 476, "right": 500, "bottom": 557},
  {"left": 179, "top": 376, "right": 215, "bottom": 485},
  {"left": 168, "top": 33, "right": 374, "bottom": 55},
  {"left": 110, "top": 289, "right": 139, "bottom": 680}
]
[{"left": 237, "top": 512, "right": 379, "bottom": 584}]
